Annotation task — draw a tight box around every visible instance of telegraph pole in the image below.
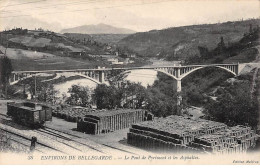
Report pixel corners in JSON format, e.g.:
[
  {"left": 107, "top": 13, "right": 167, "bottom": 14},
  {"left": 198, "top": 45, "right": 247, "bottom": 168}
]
[{"left": 34, "top": 74, "right": 37, "bottom": 98}]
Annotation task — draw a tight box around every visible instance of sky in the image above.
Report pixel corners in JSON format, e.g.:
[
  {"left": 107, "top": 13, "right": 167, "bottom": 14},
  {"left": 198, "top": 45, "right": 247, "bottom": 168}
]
[{"left": 0, "top": 0, "right": 259, "bottom": 32}]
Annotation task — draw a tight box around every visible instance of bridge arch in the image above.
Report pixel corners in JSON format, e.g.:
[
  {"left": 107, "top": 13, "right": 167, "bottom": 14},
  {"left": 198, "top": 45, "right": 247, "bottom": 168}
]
[
  {"left": 73, "top": 73, "right": 102, "bottom": 85},
  {"left": 10, "top": 73, "right": 103, "bottom": 86},
  {"left": 215, "top": 66, "right": 237, "bottom": 76},
  {"left": 180, "top": 65, "right": 236, "bottom": 80},
  {"left": 118, "top": 69, "right": 178, "bottom": 82},
  {"left": 10, "top": 75, "right": 34, "bottom": 85}
]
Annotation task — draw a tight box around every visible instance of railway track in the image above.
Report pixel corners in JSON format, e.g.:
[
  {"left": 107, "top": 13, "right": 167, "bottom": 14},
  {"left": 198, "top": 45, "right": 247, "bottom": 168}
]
[
  {"left": 0, "top": 113, "right": 9, "bottom": 118},
  {"left": 0, "top": 127, "right": 62, "bottom": 154},
  {"left": 44, "top": 126, "right": 139, "bottom": 155},
  {"left": 9, "top": 138, "right": 45, "bottom": 154},
  {"left": 0, "top": 105, "right": 140, "bottom": 155},
  {"left": 45, "top": 126, "right": 81, "bottom": 138},
  {"left": 34, "top": 129, "right": 94, "bottom": 153},
  {"left": 101, "top": 143, "right": 136, "bottom": 155},
  {"left": 1, "top": 120, "right": 134, "bottom": 155},
  {"left": 34, "top": 129, "right": 83, "bottom": 152},
  {"left": 39, "top": 127, "right": 109, "bottom": 154}
]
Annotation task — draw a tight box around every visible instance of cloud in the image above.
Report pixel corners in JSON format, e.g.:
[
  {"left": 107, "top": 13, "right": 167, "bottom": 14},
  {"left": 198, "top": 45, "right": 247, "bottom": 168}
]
[
  {"left": 0, "top": 0, "right": 259, "bottom": 32},
  {"left": 0, "top": 15, "right": 62, "bottom": 31}
]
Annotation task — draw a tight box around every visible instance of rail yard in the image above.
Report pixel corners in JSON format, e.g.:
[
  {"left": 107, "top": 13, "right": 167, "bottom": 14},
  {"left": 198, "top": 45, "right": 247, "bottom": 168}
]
[
  {"left": 0, "top": 98, "right": 258, "bottom": 156},
  {"left": 0, "top": 99, "right": 150, "bottom": 155}
]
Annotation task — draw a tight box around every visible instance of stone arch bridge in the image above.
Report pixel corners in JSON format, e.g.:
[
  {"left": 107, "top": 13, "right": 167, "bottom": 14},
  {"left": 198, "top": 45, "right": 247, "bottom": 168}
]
[{"left": 10, "top": 63, "right": 245, "bottom": 106}]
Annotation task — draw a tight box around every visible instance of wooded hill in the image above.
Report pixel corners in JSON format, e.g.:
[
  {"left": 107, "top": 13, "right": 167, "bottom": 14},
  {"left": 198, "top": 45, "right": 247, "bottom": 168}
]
[{"left": 117, "top": 19, "right": 260, "bottom": 61}]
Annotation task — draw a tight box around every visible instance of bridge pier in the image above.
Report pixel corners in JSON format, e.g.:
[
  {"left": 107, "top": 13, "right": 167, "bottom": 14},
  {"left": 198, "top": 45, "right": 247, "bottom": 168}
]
[
  {"left": 10, "top": 73, "right": 15, "bottom": 83},
  {"left": 99, "top": 71, "right": 104, "bottom": 83},
  {"left": 174, "top": 68, "right": 183, "bottom": 115},
  {"left": 174, "top": 79, "right": 183, "bottom": 116},
  {"left": 237, "top": 63, "right": 245, "bottom": 75},
  {"left": 176, "top": 79, "right": 182, "bottom": 93},
  {"left": 14, "top": 74, "right": 18, "bottom": 81}
]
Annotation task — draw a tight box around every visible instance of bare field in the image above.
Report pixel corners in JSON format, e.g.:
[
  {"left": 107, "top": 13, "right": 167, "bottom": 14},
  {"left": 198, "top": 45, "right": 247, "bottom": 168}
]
[{"left": 0, "top": 46, "right": 108, "bottom": 71}]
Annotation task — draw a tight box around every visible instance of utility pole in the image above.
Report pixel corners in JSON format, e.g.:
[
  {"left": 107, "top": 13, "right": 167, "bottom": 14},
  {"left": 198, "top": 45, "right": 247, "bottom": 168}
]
[
  {"left": 5, "top": 76, "right": 7, "bottom": 97},
  {"left": 23, "top": 84, "right": 26, "bottom": 99},
  {"left": 34, "top": 74, "right": 37, "bottom": 98}
]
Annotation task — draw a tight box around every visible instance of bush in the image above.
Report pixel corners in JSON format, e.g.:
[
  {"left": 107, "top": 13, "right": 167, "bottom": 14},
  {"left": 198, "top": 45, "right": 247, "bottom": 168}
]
[{"left": 204, "top": 80, "right": 259, "bottom": 128}]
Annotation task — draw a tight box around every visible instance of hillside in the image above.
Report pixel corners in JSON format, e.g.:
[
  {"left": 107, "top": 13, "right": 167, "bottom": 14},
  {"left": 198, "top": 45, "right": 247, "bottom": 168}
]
[
  {"left": 64, "top": 33, "right": 129, "bottom": 44},
  {"left": 60, "top": 23, "right": 136, "bottom": 34},
  {"left": 0, "top": 28, "right": 110, "bottom": 55},
  {"left": 118, "top": 19, "right": 260, "bottom": 60},
  {"left": 0, "top": 28, "right": 147, "bottom": 71},
  {"left": 0, "top": 45, "right": 111, "bottom": 71}
]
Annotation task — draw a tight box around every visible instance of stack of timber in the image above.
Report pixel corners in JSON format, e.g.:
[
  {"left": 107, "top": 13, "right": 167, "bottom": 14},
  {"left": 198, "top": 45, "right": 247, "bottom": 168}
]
[
  {"left": 77, "top": 109, "right": 154, "bottom": 134},
  {"left": 190, "top": 125, "right": 257, "bottom": 154},
  {"left": 127, "top": 115, "right": 258, "bottom": 154},
  {"left": 53, "top": 106, "right": 93, "bottom": 122}
]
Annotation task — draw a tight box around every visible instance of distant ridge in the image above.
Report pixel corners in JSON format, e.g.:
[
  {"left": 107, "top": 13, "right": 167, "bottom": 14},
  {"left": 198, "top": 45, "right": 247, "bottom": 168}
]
[{"left": 60, "top": 23, "right": 136, "bottom": 34}]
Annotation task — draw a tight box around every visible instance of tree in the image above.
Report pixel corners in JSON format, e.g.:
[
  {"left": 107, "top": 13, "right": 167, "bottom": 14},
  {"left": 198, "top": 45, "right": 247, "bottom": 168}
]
[
  {"left": 141, "top": 72, "right": 178, "bottom": 117},
  {"left": 198, "top": 46, "right": 210, "bottom": 59},
  {"left": 204, "top": 81, "right": 259, "bottom": 129},
  {"left": 0, "top": 56, "right": 13, "bottom": 96},
  {"left": 220, "top": 37, "right": 225, "bottom": 46},
  {"left": 66, "top": 85, "right": 91, "bottom": 106},
  {"left": 215, "top": 36, "right": 226, "bottom": 54},
  {"left": 249, "top": 24, "right": 253, "bottom": 33},
  {"left": 120, "top": 82, "right": 147, "bottom": 108},
  {"left": 145, "top": 87, "right": 177, "bottom": 117},
  {"left": 93, "top": 84, "right": 122, "bottom": 109},
  {"left": 37, "top": 84, "right": 59, "bottom": 105},
  {"left": 134, "top": 84, "right": 147, "bottom": 108}
]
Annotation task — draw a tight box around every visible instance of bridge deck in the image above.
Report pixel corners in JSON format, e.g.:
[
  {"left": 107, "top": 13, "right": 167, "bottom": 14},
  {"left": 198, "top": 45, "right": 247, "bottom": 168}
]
[{"left": 11, "top": 63, "right": 240, "bottom": 73}]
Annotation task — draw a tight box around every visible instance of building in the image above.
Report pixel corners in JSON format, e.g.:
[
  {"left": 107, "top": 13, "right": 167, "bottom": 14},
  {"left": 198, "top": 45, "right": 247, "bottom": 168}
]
[
  {"left": 124, "top": 58, "right": 134, "bottom": 64},
  {"left": 107, "top": 57, "right": 118, "bottom": 64},
  {"left": 66, "top": 46, "right": 85, "bottom": 56},
  {"left": 128, "top": 53, "right": 136, "bottom": 58}
]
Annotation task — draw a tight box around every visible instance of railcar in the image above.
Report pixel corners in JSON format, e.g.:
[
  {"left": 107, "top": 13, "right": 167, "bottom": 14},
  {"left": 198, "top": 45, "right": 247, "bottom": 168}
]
[{"left": 7, "top": 101, "right": 52, "bottom": 128}]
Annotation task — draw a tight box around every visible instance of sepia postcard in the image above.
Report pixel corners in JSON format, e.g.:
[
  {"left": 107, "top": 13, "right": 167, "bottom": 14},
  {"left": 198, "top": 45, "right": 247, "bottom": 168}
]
[{"left": 0, "top": 0, "right": 260, "bottom": 165}]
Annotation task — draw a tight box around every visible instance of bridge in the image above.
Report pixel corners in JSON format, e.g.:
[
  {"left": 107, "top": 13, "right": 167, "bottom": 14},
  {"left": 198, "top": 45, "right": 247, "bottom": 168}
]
[
  {"left": 10, "top": 63, "right": 245, "bottom": 87},
  {"left": 9, "top": 63, "right": 245, "bottom": 110}
]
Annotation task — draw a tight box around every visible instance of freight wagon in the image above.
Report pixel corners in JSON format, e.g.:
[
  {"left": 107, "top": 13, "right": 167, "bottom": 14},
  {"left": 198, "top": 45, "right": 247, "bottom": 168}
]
[{"left": 7, "top": 102, "right": 52, "bottom": 128}]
